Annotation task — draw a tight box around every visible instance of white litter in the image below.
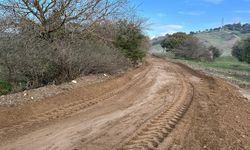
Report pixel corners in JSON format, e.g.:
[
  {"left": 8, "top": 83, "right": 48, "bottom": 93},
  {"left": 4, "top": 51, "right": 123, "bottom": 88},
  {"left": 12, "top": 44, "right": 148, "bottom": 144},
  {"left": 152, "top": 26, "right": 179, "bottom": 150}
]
[
  {"left": 72, "top": 80, "right": 77, "bottom": 84},
  {"left": 31, "top": 97, "right": 34, "bottom": 100}
]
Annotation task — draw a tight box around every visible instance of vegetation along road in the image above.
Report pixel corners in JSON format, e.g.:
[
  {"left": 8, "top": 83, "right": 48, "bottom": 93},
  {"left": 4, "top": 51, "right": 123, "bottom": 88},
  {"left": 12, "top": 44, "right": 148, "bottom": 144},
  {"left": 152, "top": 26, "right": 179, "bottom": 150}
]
[{"left": 0, "top": 56, "right": 249, "bottom": 150}]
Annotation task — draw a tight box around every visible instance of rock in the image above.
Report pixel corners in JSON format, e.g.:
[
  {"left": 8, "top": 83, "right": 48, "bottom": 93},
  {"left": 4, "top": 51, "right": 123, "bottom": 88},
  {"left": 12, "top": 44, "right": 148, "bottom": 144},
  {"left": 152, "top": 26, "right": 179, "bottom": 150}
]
[{"left": 72, "top": 80, "right": 77, "bottom": 84}]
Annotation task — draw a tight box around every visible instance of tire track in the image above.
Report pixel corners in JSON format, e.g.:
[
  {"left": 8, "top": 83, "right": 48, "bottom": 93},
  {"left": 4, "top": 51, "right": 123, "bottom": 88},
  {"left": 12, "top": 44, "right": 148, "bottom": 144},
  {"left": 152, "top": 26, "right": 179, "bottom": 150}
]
[
  {"left": 119, "top": 69, "right": 194, "bottom": 150},
  {"left": 0, "top": 65, "right": 152, "bottom": 136}
]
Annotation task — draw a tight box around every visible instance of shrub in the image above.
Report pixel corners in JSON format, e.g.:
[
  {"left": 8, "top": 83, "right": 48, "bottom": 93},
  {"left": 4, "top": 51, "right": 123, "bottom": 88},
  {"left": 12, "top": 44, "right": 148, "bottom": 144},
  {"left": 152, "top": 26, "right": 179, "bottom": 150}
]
[
  {"left": 232, "top": 37, "right": 250, "bottom": 63},
  {"left": 161, "top": 32, "right": 189, "bottom": 51},
  {"left": 209, "top": 46, "right": 222, "bottom": 59},
  {"left": 0, "top": 33, "right": 129, "bottom": 90},
  {"left": 0, "top": 0, "right": 148, "bottom": 93},
  {"left": 161, "top": 32, "right": 212, "bottom": 61},
  {"left": 0, "top": 80, "right": 12, "bottom": 95},
  {"left": 114, "top": 20, "right": 147, "bottom": 65}
]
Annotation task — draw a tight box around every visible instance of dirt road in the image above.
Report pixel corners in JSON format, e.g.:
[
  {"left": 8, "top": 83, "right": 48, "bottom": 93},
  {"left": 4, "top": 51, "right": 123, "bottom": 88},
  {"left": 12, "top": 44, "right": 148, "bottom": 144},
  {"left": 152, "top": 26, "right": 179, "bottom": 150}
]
[{"left": 0, "top": 56, "right": 250, "bottom": 150}]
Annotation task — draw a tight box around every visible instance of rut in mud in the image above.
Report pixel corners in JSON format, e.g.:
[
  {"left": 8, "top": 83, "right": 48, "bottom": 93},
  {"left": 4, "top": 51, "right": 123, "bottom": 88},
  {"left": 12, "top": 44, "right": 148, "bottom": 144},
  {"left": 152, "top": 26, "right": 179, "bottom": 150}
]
[{"left": 0, "top": 56, "right": 249, "bottom": 150}]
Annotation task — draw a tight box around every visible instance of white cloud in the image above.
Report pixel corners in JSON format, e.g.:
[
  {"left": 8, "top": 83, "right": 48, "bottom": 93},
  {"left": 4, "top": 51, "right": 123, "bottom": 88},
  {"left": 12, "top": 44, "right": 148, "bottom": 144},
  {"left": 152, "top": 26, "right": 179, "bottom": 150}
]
[
  {"left": 235, "top": 10, "right": 250, "bottom": 13},
  {"left": 178, "top": 11, "right": 205, "bottom": 16},
  {"left": 159, "top": 24, "right": 184, "bottom": 30},
  {"left": 157, "top": 13, "right": 166, "bottom": 17},
  {"left": 158, "top": 24, "right": 184, "bottom": 36},
  {"left": 150, "top": 35, "right": 156, "bottom": 40},
  {"left": 203, "top": 0, "right": 223, "bottom": 4}
]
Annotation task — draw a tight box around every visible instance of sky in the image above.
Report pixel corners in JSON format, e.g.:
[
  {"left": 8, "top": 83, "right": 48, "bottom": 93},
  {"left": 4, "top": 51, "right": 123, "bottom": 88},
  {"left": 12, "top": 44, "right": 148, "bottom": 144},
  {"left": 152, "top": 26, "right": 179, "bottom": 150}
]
[{"left": 132, "top": 0, "right": 250, "bottom": 38}]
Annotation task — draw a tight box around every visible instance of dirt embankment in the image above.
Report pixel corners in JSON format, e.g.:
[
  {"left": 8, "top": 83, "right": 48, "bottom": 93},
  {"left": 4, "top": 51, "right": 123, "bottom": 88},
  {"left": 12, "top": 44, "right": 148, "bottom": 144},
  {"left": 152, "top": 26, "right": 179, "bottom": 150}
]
[{"left": 0, "top": 56, "right": 249, "bottom": 150}]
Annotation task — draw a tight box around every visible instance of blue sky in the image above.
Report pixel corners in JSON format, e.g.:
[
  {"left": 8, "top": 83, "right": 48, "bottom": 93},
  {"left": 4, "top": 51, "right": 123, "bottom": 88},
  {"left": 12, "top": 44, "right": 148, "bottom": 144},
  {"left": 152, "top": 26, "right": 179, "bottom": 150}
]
[{"left": 132, "top": 0, "right": 250, "bottom": 38}]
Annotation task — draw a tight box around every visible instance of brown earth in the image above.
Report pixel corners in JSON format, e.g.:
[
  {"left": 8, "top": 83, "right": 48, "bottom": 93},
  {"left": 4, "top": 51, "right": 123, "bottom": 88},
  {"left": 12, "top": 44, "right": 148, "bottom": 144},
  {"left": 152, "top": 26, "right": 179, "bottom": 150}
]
[{"left": 0, "top": 56, "right": 249, "bottom": 150}]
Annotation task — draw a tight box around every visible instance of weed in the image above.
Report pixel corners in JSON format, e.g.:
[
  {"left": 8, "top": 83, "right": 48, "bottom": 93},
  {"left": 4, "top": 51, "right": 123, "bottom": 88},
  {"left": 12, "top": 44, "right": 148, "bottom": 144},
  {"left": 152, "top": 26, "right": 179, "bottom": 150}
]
[{"left": 0, "top": 80, "right": 12, "bottom": 95}]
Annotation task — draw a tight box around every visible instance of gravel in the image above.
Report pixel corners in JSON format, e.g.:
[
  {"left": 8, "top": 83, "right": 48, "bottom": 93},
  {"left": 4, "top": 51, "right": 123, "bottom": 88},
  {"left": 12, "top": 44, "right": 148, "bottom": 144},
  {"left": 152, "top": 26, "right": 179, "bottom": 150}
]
[{"left": 0, "top": 74, "right": 110, "bottom": 107}]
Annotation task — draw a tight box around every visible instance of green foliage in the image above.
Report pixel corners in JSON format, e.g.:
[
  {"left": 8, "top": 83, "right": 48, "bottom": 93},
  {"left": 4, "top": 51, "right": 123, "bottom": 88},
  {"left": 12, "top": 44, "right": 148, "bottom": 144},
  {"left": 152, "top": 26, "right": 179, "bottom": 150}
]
[
  {"left": 185, "top": 56, "right": 250, "bottom": 72},
  {"left": 160, "top": 32, "right": 212, "bottom": 61},
  {"left": 160, "top": 32, "right": 189, "bottom": 51},
  {"left": 232, "top": 37, "right": 250, "bottom": 63},
  {"left": 209, "top": 46, "right": 222, "bottom": 59},
  {"left": 0, "top": 80, "right": 12, "bottom": 95},
  {"left": 114, "top": 20, "right": 146, "bottom": 65},
  {"left": 224, "top": 23, "right": 250, "bottom": 34},
  {"left": 178, "top": 56, "right": 250, "bottom": 85}
]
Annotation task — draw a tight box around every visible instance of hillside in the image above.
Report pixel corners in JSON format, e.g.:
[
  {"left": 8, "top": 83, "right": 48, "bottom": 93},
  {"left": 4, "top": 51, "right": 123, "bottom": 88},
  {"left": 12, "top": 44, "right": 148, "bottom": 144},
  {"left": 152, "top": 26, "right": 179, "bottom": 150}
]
[
  {"left": 151, "top": 23, "right": 250, "bottom": 56},
  {"left": 195, "top": 30, "right": 250, "bottom": 56}
]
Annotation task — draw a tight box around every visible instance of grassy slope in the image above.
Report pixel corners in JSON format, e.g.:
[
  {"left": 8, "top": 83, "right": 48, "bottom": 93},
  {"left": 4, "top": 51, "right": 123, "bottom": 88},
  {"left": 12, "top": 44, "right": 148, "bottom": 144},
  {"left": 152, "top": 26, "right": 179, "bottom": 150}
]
[
  {"left": 195, "top": 30, "right": 250, "bottom": 56},
  {"left": 179, "top": 57, "right": 250, "bottom": 88},
  {"left": 184, "top": 56, "right": 250, "bottom": 72}
]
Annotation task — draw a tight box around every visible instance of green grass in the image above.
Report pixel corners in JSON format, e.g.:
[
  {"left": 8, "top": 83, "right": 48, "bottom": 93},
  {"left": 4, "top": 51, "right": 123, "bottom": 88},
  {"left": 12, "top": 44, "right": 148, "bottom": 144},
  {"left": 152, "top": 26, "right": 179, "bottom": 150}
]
[
  {"left": 184, "top": 56, "right": 250, "bottom": 72},
  {"left": 0, "top": 80, "right": 12, "bottom": 95},
  {"left": 177, "top": 56, "right": 250, "bottom": 85}
]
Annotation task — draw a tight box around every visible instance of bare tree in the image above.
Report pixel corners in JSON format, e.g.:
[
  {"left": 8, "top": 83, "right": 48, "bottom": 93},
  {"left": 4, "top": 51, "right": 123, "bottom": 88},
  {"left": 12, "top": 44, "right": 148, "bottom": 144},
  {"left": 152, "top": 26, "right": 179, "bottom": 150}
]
[
  {"left": 0, "top": 0, "right": 148, "bottom": 92},
  {"left": 0, "top": 0, "right": 128, "bottom": 39}
]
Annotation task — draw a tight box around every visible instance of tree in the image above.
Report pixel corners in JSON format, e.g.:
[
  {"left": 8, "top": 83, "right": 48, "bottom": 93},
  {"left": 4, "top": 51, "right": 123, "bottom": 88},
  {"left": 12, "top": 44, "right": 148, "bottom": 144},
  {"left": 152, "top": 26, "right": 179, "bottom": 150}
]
[
  {"left": 177, "top": 36, "right": 212, "bottom": 61},
  {"left": 0, "top": 0, "right": 127, "bottom": 40},
  {"left": 232, "top": 37, "right": 250, "bottom": 63},
  {"left": 114, "top": 20, "right": 147, "bottom": 65},
  {"left": 209, "top": 46, "right": 221, "bottom": 59},
  {"left": 160, "top": 32, "right": 189, "bottom": 51},
  {"left": 0, "top": 0, "right": 149, "bottom": 92},
  {"left": 160, "top": 32, "right": 212, "bottom": 61}
]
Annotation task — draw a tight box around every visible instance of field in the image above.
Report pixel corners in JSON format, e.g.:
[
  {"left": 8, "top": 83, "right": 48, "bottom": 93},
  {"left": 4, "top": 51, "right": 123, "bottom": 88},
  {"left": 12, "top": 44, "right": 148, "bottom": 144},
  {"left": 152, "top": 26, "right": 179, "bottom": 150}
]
[{"left": 178, "top": 56, "right": 250, "bottom": 87}]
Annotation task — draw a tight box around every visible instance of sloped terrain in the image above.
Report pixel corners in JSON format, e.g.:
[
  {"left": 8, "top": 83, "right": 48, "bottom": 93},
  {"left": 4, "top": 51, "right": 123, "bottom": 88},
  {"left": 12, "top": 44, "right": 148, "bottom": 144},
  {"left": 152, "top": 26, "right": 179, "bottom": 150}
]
[{"left": 195, "top": 30, "right": 250, "bottom": 56}]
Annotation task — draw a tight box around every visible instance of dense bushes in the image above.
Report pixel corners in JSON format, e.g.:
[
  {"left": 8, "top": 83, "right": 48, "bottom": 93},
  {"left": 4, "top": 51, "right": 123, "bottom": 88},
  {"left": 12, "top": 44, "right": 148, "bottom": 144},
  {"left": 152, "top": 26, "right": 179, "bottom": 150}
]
[
  {"left": 0, "top": 0, "right": 148, "bottom": 92},
  {"left": 0, "top": 31, "right": 131, "bottom": 90},
  {"left": 161, "top": 32, "right": 213, "bottom": 61},
  {"left": 161, "top": 32, "right": 189, "bottom": 51},
  {"left": 209, "top": 46, "right": 222, "bottom": 59},
  {"left": 232, "top": 37, "right": 250, "bottom": 63},
  {"left": 114, "top": 20, "right": 148, "bottom": 65}
]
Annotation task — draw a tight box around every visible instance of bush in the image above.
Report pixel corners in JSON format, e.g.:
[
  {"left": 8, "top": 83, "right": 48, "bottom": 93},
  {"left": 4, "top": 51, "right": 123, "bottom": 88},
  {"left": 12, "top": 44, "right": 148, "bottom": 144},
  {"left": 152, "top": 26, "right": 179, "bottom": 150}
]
[
  {"left": 161, "top": 32, "right": 212, "bottom": 61},
  {"left": 209, "top": 46, "right": 222, "bottom": 59},
  {"left": 161, "top": 32, "right": 189, "bottom": 51},
  {"left": 0, "top": 1, "right": 149, "bottom": 94},
  {"left": 114, "top": 20, "right": 147, "bottom": 65},
  {"left": 0, "top": 33, "right": 129, "bottom": 90},
  {"left": 0, "top": 0, "right": 149, "bottom": 95},
  {"left": 232, "top": 37, "right": 250, "bottom": 63},
  {"left": 0, "top": 80, "right": 12, "bottom": 95}
]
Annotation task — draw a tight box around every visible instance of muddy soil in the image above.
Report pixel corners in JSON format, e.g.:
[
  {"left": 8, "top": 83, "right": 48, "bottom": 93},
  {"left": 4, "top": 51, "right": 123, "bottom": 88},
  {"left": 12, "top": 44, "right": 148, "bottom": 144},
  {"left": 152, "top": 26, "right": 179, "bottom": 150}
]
[{"left": 0, "top": 56, "right": 249, "bottom": 150}]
